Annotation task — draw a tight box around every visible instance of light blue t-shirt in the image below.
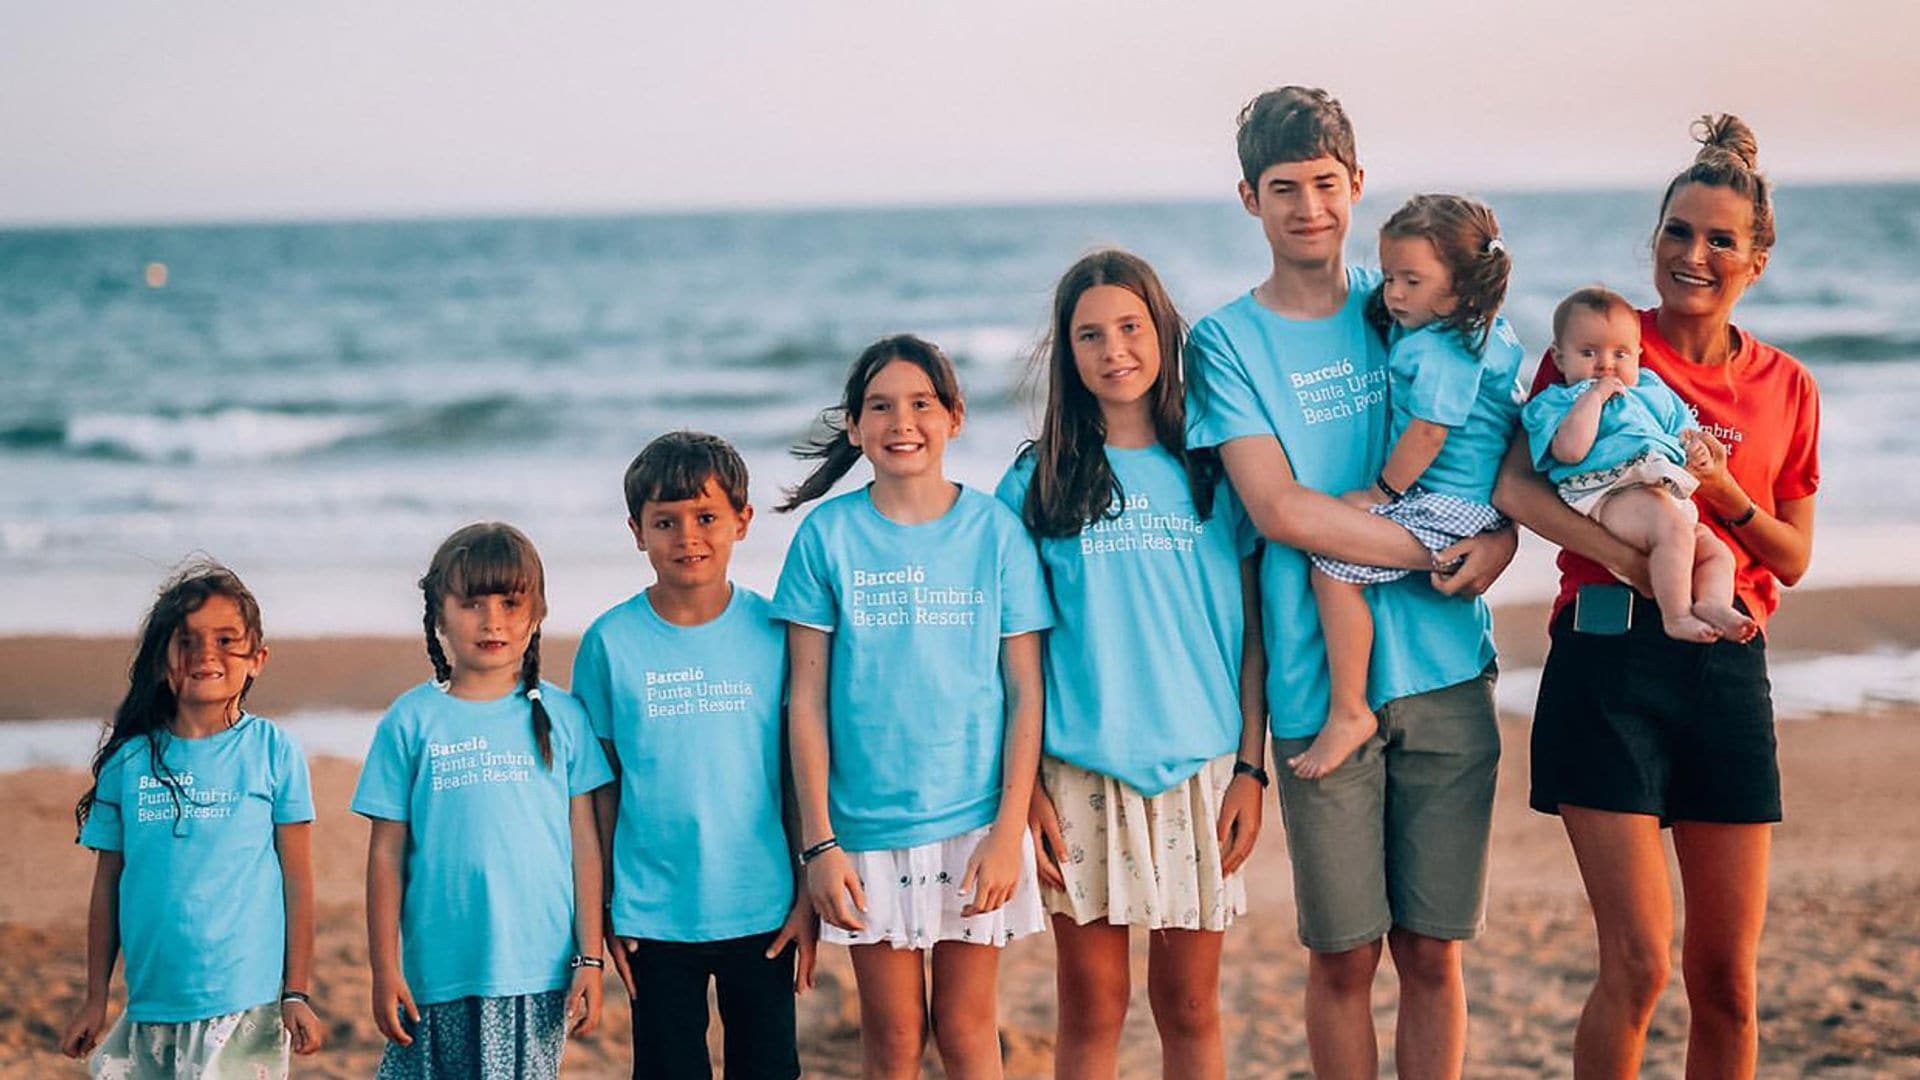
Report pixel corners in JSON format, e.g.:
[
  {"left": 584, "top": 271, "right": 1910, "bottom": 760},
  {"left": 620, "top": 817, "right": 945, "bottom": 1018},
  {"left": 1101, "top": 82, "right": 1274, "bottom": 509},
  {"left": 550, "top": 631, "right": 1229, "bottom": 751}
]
[
  {"left": 79, "top": 716, "right": 313, "bottom": 1023},
  {"left": 995, "top": 445, "right": 1258, "bottom": 794},
  {"left": 1185, "top": 269, "right": 1497, "bottom": 738},
  {"left": 770, "top": 485, "right": 1053, "bottom": 852},
  {"left": 351, "top": 681, "right": 613, "bottom": 1006},
  {"left": 1389, "top": 317, "right": 1526, "bottom": 502},
  {"left": 1521, "top": 368, "right": 1695, "bottom": 483},
  {"left": 573, "top": 586, "right": 794, "bottom": 943}
]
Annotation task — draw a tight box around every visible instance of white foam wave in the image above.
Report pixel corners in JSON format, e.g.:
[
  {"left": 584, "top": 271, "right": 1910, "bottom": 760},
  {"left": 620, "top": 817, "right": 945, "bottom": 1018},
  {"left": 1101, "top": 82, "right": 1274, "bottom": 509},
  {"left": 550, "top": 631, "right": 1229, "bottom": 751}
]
[
  {"left": 1496, "top": 648, "right": 1920, "bottom": 722},
  {"left": 65, "top": 409, "right": 385, "bottom": 463}
]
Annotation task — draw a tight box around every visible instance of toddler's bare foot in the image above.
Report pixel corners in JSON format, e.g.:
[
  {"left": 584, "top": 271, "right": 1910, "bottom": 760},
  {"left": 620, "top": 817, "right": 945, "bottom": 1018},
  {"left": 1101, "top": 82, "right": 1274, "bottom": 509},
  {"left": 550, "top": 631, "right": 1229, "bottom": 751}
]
[
  {"left": 1693, "top": 600, "right": 1758, "bottom": 643},
  {"left": 1662, "top": 611, "right": 1721, "bottom": 643},
  {"left": 1288, "top": 704, "right": 1377, "bottom": 780}
]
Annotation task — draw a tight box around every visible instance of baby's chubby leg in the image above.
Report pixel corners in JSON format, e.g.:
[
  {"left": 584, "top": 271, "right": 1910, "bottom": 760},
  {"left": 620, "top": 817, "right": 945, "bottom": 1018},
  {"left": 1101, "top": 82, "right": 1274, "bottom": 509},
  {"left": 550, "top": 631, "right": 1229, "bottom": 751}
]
[
  {"left": 1291, "top": 570, "right": 1381, "bottom": 780},
  {"left": 1689, "top": 526, "right": 1758, "bottom": 643},
  {"left": 1595, "top": 487, "right": 1718, "bottom": 642}
]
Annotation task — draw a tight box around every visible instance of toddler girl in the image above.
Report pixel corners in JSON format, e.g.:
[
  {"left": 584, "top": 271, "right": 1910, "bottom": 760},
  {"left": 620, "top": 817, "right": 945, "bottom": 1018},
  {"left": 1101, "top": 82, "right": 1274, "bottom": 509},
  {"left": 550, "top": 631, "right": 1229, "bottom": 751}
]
[{"left": 1297, "top": 194, "right": 1524, "bottom": 779}]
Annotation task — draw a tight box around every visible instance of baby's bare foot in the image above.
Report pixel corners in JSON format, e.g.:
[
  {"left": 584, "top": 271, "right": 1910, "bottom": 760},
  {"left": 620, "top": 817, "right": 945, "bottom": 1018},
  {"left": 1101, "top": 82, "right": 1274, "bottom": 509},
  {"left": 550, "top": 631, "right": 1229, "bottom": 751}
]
[
  {"left": 1662, "top": 612, "right": 1721, "bottom": 643},
  {"left": 1288, "top": 705, "right": 1378, "bottom": 780},
  {"left": 1693, "top": 601, "right": 1758, "bottom": 644}
]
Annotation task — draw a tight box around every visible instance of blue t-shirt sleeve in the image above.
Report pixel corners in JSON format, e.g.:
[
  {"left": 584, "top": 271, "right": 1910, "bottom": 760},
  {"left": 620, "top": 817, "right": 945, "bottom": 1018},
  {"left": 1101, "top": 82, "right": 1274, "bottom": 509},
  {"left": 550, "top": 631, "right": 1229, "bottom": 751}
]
[
  {"left": 993, "top": 455, "right": 1033, "bottom": 521},
  {"left": 271, "top": 728, "right": 316, "bottom": 825},
  {"left": 351, "top": 708, "right": 416, "bottom": 822},
  {"left": 1217, "top": 478, "right": 1259, "bottom": 559},
  {"left": 770, "top": 518, "right": 838, "bottom": 631},
  {"left": 995, "top": 510, "right": 1053, "bottom": 636},
  {"left": 1185, "top": 316, "right": 1270, "bottom": 450},
  {"left": 570, "top": 626, "right": 614, "bottom": 742},
  {"left": 1521, "top": 384, "right": 1579, "bottom": 472},
  {"left": 1401, "top": 332, "right": 1482, "bottom": 428},
  {"left": 557, "top": 695, "right": 616, "bottom": 795},
  {"left": 79, "top": 748, "right": 125, "bottom": 851}
]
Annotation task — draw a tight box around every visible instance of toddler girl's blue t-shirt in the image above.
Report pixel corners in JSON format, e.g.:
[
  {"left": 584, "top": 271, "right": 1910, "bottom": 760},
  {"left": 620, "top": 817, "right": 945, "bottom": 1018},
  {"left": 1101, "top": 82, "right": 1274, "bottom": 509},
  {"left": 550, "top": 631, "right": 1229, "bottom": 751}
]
[
  {"left": 351, "top": 680, "right": 613, "bottom": 1006},
  {"left": 79, "top": 715, "right": 314, "bottom": 1023},
  {"left": 1387, "top": 317, "right": 1526, "bottom": 502},
  {"left": 1184, "top": 268, "right": 1497, "bottom": 737},
  {"left": 1521, "top": 368, "right": 1695, "bottom": 483},
  {"left": 771, "top": 485, "right": 1053, "bottom": 852},
  {"left": 996, "top": 446, "right": 1257, "bottom": 795},
  {"left": 572, "top": 586, "right": 794, "bottom": 943}
]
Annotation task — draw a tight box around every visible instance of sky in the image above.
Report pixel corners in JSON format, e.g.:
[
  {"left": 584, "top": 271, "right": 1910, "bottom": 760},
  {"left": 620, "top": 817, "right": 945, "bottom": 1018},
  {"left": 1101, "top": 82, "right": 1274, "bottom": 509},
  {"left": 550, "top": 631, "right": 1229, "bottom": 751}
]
[{"left": 4, "top": 0, "right": 1918, "bottom": 225}]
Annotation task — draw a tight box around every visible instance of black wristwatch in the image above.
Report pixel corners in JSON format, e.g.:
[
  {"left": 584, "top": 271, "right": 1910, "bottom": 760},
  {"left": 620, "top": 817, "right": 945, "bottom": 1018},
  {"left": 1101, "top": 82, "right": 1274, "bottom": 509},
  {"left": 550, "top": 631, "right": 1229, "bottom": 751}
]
[{"left": 1233, "top": 760, "right": 1271, "bottom": 788}]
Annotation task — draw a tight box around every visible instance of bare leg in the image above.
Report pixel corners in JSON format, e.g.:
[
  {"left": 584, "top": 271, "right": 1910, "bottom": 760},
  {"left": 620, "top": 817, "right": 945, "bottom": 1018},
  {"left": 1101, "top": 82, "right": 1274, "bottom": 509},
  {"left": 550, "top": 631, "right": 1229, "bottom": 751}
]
[
  {"left": 1304, "top": 940, "right": 1383, "bottom": 1080},
  {"left": 1294, "top": 572, "right": 1382, "bottom": 779},
  {"left": 851, "top": 944, "right": 929, "bottom": 1080},
  {"left": 1595, "top": 489, "right": 1718, "bottom": 641},
  {"left": 1050, "top": 916, "right": 1130, "bottom": 1080},
  {"left": 1687, "top": 528, "right": 1757, "bottom": 642},
  {"left": 1672, "top": 822, "right": 1771, "bottom": 1080},
  {"left": 929, "top": 941, "right": 1004, "bottom": 1080},
  {"left": 1560, "top": 806, "right": 1674, "bottom": 1080},
  {"left": 1146, "top": 929, "right": 1226, "bottom": 1080},
  {"left": 1387, "top": 929, "right": 1466, "bottom": 1080}
]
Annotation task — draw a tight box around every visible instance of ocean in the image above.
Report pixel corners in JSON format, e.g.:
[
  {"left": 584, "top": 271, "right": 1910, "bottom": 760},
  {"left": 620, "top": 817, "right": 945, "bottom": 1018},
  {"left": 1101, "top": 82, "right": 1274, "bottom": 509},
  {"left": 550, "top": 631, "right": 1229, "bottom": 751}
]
[{"left": 5, "top": 186, "right": 1920, "bottom": 639}]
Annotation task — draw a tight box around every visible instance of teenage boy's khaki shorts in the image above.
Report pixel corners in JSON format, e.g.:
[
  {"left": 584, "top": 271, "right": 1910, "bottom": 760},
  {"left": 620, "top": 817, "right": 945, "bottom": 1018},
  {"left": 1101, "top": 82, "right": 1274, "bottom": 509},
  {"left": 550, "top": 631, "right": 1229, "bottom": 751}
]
[{"left": 1271, "top": 665, "right": 1499, "bottom": 953}]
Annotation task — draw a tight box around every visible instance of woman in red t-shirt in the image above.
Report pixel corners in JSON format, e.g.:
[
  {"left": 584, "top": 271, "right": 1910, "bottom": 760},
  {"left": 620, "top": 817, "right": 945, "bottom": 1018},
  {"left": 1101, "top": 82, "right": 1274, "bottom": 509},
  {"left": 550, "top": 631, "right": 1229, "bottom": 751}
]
[{"left": 1494, "top": 114, "right": 1820, "bottom": 1079}]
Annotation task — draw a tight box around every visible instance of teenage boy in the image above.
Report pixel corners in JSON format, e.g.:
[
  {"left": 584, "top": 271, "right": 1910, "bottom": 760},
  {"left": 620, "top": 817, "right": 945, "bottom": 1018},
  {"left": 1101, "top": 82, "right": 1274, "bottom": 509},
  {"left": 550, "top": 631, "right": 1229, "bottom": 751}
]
[
  {"left": 1185, "top": 86, "right": 1515, "bottom": 1080},
  {"left": 575, "top": 430, "right": 814, "bottom": 1080}
]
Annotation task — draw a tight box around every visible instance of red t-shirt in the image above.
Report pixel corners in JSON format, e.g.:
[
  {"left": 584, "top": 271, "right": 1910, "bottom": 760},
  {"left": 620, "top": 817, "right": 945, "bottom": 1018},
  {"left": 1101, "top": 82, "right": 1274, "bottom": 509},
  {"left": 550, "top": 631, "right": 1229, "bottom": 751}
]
[{"left": 1529, "top": 309, "right": 1821, "bottom": 632}]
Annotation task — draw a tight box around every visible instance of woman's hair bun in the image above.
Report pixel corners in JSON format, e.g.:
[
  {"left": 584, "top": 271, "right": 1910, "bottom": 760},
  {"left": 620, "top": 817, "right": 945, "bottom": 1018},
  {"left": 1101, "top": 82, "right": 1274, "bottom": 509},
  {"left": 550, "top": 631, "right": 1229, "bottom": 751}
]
[{"left": 1691, "top": 114, "right": 1759, "bottom": 171}]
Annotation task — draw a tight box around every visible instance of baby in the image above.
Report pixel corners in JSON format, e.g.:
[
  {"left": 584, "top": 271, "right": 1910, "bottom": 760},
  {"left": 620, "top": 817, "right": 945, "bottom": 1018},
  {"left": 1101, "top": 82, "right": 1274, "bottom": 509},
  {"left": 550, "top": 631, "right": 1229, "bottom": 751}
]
[{"left": 1522, "top": 286, "right": 1756, "bottom": 642}]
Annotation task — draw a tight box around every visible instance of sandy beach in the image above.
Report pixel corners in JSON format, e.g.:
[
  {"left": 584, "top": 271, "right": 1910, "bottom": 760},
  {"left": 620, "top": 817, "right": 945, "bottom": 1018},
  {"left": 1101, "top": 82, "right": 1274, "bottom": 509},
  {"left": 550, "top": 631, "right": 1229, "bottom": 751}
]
[{"left": 1, "top": 588, "right": 1917, "bottom": 1077}]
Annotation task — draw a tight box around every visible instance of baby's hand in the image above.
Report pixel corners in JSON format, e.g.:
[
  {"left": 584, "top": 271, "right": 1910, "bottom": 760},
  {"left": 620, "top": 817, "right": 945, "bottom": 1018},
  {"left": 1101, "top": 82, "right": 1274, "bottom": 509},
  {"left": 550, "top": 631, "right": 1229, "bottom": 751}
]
[{"left": 1592, "top": 375, "right": 1628, "bottom": 400}]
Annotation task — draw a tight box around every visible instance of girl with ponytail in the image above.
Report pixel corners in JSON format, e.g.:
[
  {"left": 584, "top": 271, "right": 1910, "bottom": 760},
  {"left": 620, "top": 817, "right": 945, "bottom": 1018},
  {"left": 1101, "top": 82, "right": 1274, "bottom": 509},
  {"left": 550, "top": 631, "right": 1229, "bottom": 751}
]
[
  {"left": 773, "top": 336, "right": 1054, "bottom": 1077},
  {"left": 353, "top": 522, "right": 615, "bottom": 1079},
  {"left": 1294, "top": 193, "right": 1526, "bottom": 780}
]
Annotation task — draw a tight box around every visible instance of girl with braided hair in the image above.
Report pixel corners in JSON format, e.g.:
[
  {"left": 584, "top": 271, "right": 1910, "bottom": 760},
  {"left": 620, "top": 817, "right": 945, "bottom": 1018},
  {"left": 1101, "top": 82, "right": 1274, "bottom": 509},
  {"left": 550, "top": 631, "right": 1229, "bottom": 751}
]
[{"left": 352, "top": 522, "right": 614, "bottom": 1079}]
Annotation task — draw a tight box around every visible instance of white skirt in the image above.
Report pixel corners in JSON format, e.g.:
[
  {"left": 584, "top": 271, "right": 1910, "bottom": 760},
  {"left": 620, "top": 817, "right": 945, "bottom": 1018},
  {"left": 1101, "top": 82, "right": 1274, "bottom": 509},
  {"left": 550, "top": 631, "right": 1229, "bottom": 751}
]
[
  {"left": 821, "top": 824, "right": 1048, "bottom": 950},
  {"left": 1559, "top": 449, "right": 1700, "bottom": 520}
]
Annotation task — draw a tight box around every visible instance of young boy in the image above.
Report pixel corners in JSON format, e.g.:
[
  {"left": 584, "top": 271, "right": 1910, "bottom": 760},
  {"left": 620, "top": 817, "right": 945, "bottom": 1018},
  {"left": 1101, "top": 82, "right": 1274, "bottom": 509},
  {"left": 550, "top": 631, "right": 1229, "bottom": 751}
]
[
  {"left": 1183, "top": 86, "right": 1512, "bottom": 1079},
  {"left": 574, "top": 430, "right": 813, "bottom": 1080}
]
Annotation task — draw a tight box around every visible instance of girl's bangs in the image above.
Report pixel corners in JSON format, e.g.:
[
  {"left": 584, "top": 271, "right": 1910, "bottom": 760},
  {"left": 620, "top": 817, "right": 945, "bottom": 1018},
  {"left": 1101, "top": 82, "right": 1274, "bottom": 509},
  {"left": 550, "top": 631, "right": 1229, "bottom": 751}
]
[{"left": 441, "top": 534, "right": 543, "bottom": 599}]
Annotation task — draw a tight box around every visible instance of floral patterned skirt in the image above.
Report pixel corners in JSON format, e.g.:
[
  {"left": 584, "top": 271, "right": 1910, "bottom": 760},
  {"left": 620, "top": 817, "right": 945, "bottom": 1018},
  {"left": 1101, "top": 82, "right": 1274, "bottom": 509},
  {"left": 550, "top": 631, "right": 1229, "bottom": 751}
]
[
  {"left": 374, "top": 989, "right": 568, "bottom": 1080},
  {"left": 90, "top": 1000, "right": 288, "bottom": 1080},
  {"left": 1041, "top": 752, "right": 1247, "bottom": 931}
]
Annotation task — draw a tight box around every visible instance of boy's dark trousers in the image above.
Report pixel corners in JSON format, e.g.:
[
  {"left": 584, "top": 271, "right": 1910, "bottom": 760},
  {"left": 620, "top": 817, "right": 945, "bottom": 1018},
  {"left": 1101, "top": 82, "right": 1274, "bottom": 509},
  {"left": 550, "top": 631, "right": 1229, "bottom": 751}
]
[{"left": 627, "top": 929, "right": 799, "bottom": 1080}]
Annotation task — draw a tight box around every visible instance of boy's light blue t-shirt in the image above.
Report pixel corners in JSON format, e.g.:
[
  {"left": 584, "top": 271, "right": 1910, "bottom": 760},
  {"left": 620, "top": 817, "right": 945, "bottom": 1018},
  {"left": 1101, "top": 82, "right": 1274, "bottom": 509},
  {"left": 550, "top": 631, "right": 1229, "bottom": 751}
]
[
  {"left": 79, "top": 715, "right": 313, "bottom": 1023},
  {"left": 351, "top": 681, "right": 613, "bottom": 1006},
  {"left": 1389, "top": 317, "right": 1526, "bottom": 502},
  {"left": 1185, "top": 268, "right": 1497, "bottom": 738},
  {"left": 995, "top": 446, "right": 1257, "bottom": 794},
  {"left": 1521, "top": 368, "right": 1695, "bottom": 484},
  {"left": 770, "top": 486, "right": 1053, "bottom": 852},
  {"left": 572, "top": 586, "right": 794, "bottom": 943}
]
